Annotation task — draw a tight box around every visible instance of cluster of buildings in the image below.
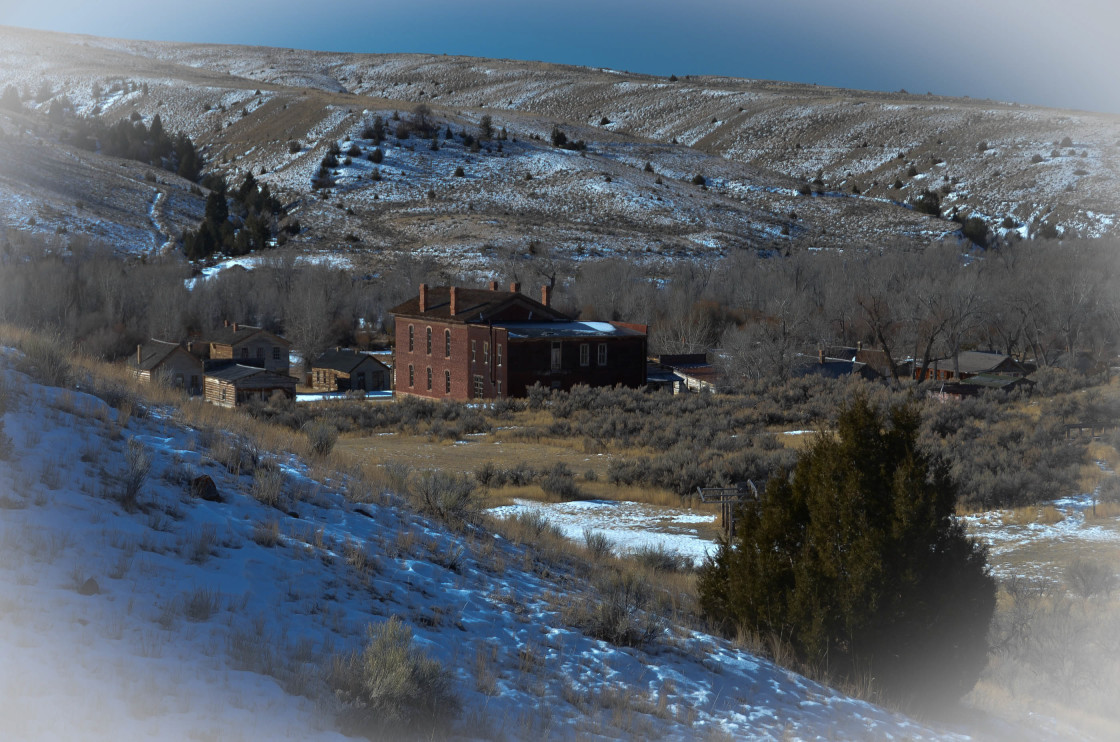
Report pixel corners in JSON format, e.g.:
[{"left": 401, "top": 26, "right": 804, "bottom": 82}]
[
  {"left": 129, "top": 282, "right": 1041, "bottom": 407},
  {"left": 129, "top": 283, "right": 649, "bottom": 406}
]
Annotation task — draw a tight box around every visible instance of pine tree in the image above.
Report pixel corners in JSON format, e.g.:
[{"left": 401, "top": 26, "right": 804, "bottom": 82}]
[{"left": 698, "top": 396, "right": 995, "bottom": 708}]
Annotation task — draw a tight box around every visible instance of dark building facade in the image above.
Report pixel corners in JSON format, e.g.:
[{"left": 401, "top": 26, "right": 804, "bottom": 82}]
[{"left": 390, "top": 283, "right": 647, "bottom": 401}]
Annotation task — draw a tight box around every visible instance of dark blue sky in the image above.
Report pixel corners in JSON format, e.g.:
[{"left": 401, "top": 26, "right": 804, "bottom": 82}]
[{"left": 5, "top": 0, "right": 1119, "bottom": 114}]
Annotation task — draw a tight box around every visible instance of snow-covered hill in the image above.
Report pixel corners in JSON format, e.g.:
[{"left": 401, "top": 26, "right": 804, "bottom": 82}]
[
  {"left": 0, "top": 348, "right": 968, "bottom": 740},
  {"left": 1, "top": 25, "right": 1116, "bottom": 269}
]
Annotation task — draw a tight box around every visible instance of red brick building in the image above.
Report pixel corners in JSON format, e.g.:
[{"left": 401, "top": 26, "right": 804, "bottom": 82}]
[{"left": 390, "top": 283, "right": 647, "bottom": 400}]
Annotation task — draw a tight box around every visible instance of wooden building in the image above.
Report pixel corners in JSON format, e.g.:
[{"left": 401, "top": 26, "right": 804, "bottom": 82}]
[
  {"left": 913, "top": 350, "right": 1028, "bottom": 382},
  {"left": 128, "top": 339, "right": 203, "bottom": 394},
  {"left": 310, "top": 349, "right": 391, "bottom": 392},
  {"left": 390, "top": 283, "right": 647, "bottom": 401},
  {"left": 203, "top": 363, "right": 296, "bottom": 408},
  {"left": 199, "top": 322, "right": 291, "bottom": 375}
]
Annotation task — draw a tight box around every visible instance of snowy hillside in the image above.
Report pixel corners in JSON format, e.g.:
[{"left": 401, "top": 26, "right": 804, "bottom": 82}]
[
  {"left": 0, "top": 348, "right": 965, "bottom": 740},
  {"left": 1, "top": 26, "right": 1116, "bottom": 268}
]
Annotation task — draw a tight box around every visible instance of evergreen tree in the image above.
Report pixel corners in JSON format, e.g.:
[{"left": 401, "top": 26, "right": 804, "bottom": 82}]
[{"left": 698, "top": 396, "right": 995, "bottom": 708}]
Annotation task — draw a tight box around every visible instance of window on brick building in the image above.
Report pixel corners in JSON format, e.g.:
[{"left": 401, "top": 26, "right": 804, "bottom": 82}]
[
  {"left": 484, "top": 342, "right": 490, "bottom": 366},
  {"left": 496, "top": 344, "right": 502, "bottom": 366},
  {"left": 445, "top": 329, "right": 451, "bottom": 358},
  {"left": 408, "top": 325, "right": 414, "bottom": 352},
  {"left": 426, "top": 327, "right": 432, "bottom": 355},
  {"left": 445, "top": 370, "right": 451, "bottom": 394},
  {"left": 426, "top": 367, "right": 432, "bottom": 390},
  {"left": 473, "top": 375, "right": 484, "bottom": 399},
  {"left": 408, "top": 364, "right": 414, "bottom": 387},
  {"left": 471, "top": 340, "right": 476, "bottom": 364}
]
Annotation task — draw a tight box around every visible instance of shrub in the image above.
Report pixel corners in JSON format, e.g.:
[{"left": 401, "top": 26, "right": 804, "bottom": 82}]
[
  {"left": 912, "top": 189, "right": 941, "bottom": 216},
  {"left": 630, "top": 543, "right": 691, "bottom": 573},
  {"left": 412, "top": 470, "right": 478, "bottom": 527},
  {"left": 251, "top": 464, "right": 285, "bottom": 508},
  {"left": 369, "top": 147, "right": 383, "bottom": 164},
  {"left": 287, "top": 140, "right": 301, "bottom": 154},
  {"left": 699, "top": 397, "right": 995, "bottom": 708},
  {"left": 1065, "top": 558, "right": 1116, "bottom": 598},
  {"left": 305, "top": 421, "right": 338, "bottom": 458},
  {"left": 907, "top": 164, "right": 918, "bottom": 177},
  {"left": 691, "top": 173, "right": 706, "bottom": 186},
  {"left": 583, "top": 529, "right": 613, "bottom": 560},
  {"left": 330, "top": 617, "right": 459, "bottom": 737},
  {"left": 540, "top": 462, "right": 580, "bottom": 498},
  {"left": 1031, "top": 153, "right": 1045, "bottom": 164},
  {"left": 347, "top": 143, "right": 361, "bottom": 157},
  {"left": 121, "top": 438, "right": 151, "bottom": 512},
  {"left": 569, "top": 570, "right": 664, "bottom": 648},
  {"left": 453, "top": 165, "right": 465, "bottom": 177},
  {"left": 961, "top": 216, "right": 989, "bottom": 246}
]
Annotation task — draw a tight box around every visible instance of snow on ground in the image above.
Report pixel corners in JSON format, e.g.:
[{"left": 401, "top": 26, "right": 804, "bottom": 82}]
[
  {"left": 185, "top": 253, "right": 354, "bottom": 288},
  {"left": 296, "top": 390, "right": 392, "bottom": 403},
  {"left": 0, "top": 353, "right": 963, "bottom": 740},
  {"left": 488, "top": 498, "right": 717, "bottom": 566}
]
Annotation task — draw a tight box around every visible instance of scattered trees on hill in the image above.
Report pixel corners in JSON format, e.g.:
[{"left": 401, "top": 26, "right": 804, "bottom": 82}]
[
  {"left": 698, "top": 396, "right": 996, "bottom": 708},
  {"left": 68, "top": 114, "right": 202, "bottom": 181},
  {"left": 182, "top": 172, "right": 293, "bottom": 260}
]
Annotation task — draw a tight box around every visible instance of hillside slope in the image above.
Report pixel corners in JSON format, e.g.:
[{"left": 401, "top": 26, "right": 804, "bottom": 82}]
[
  {"left": 1, "top": 26, "right": 1116, "bottom": 270},
  {"left": 0, "top": 347, "right": 988, "bottom": 740}
]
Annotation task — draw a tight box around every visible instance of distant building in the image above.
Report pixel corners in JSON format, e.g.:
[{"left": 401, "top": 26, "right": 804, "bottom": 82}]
[
  {"left": 913, "top": 350, "right": 1028, "bottom": 382},
  {"left": 128, "top": 339, "right": 203, "bottom": 394},
  {"left": 309, "top": 349, "right": 391, "bottom": 392},
  {"left": 198, "top": 322, "right": 291, "bottom": 376},
  {"left": 203, "top": 363, "right": 297, "bottom": 408},
  {"left": 648, "top": 354, "right": 719, "bottom": 393},
  {"left": 390, "top": 282, "right": 647, "bottom": 400}
]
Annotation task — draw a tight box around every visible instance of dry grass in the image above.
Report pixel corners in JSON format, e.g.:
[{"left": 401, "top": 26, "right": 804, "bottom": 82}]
[{"left": 1002, "top": 504, "right": 1066, "bottom": 527}]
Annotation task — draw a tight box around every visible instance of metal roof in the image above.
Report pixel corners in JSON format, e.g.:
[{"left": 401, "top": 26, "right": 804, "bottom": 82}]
[{"left": 500, "top": 321, "right": 645, "bottom": 339}]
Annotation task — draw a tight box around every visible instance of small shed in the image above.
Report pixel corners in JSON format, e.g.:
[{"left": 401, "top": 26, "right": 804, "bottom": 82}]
[
  {"left": 204, "top": 364, "right": 296, "bottom": 408},
  {"left": 128, "top": 340, "right": 203, "bottom": 394},
  {"left": 310, "top": 349, "right": 391, "bottom": 392}
]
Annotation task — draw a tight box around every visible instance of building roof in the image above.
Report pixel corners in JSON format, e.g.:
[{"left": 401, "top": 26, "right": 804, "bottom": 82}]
[
  {"left": 312, "top": 349, "right": 390, "bottom": 374},
  {"left": 961, "top": 373, "right": 1034, "bottom": 390},
  {"left": 795, "top": 355, "right": 881, "bottom": 381},
  {"left": 129, "top": 340, "right": 195, "bottom": 371},
  {"left": 204, "top": 324, "right": 291, "bottom": 348},
  {"left": 205, "top": 363, "right": 295, "bottom": 384},
  {"left": 390, "top": 287, "right": 569, "bottom": 323},
  {"left": 500, "top": 321, "right": 646, "bottom": 340},
  {"left": 930, "top": 350, "right": 1024, "bottom": 376}
]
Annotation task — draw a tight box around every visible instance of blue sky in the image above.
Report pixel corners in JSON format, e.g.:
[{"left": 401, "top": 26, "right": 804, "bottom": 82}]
[{"left": 4, "top": 0, "right": 1119, "bottom": 114}]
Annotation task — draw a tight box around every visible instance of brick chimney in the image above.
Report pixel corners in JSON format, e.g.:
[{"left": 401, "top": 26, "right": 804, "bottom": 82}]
[
  {"left": 541, "top": 285, "right": 551, "bottom": 307},
  {"left": 223, "top": 319, "right": 230, "bottom": 327},
  {"left": 232, "top": 322, "right": 239, "bottom": 333},
  {"left": 450, "top": 286, "right": 458, "bottom": 316},
  {"left": 818, "top": 348, "right": 824, "bottom": 365},
  {"left": 137, "top": 344, "right": 143, "bottom": 364},
  {"left": 419, "top": 283, "right": 428, "bottom": 312},
  {"left": 509, "top": 282, "right": 520, "bottom": 294},
  {"left": 489, "top": 280, "right": 499, "bottom": 291}
]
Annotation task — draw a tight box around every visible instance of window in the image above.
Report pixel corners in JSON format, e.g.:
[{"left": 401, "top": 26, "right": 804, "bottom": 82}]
[
  {"left": 445, "top": 370, "right": 451, "bottom": 394},
  {"left": 408, "top": 364, "right": 414, "bottom": 387},
  {"left": 445, "top": 329, "right": 451, "bottom": 358},
  {"left": 174, "top": 373, "right": 184, "bottom": 388},
  {"left": 408, "top": 325, "right": 414, "bottom": 352},
  {"left": 257, "top": 346, "right": 264, "bottom": 360},
  {"left": 484, "top": 342, "right": 490, "bottom": 367},
  {"left": 241, "top": 347, "right": 248, "bottom": 359},
  {"left": 426, "top": 327, "right": 432, "bottom": 355},
  {"left": 356, "top": 372, "right": 366, "bottom": 390},
  {"left": 190, "top": 375, "right": 199, "bottom": 392},
  {"left": 551, "top": 341, "right": 562, "bottom": 371},
  {"left": 579, "top": 343, "right": 589, "bottom": 367},
  {"left": 496, "top": 344, "right": 502, "bottom": 366},
  {"left": 597, "top": 343, "right": 607, "bottom": 366},
  {"left": 426, "top": 367, "right": 432, "bottom": 390},
  {"left": 272, "top": 347, "right": 280, "bottom": 361},
  {"left": 496, "top": 380, "right": 502, "bottom": 398},
  {"left": 471, "top": 340, "right": 477, "bottom": 364},
  {"left": 473, "top": 375, "right": 484, "bottom": 399}
]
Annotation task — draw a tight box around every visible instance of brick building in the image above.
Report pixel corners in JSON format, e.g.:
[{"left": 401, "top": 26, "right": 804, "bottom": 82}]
[{"left": 390, "top": 283, "right": 647, "bottom": 400}]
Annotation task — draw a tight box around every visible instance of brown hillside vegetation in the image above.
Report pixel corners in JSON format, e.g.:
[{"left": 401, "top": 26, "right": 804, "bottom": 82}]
[{"left": 0, "top": 25, "right": 1117, "bottom": 271}]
